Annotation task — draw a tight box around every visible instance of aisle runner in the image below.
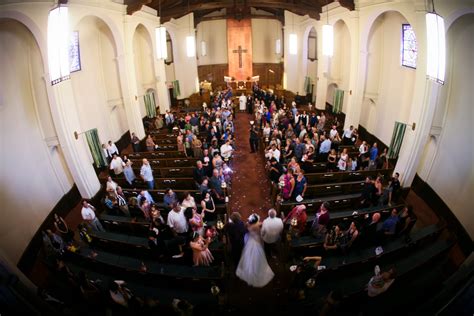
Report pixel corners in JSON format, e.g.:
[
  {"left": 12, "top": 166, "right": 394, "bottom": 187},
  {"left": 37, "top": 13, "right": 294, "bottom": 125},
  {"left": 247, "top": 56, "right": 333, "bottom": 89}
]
[{"left": 229, "top": 113, "right": 273, "bottom": 219}]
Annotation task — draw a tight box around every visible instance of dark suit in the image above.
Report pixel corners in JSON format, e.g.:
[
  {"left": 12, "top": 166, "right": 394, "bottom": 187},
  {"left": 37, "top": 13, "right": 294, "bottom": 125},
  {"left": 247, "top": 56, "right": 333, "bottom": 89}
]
[{"left": 225, "top": 221, "right": 246, "bottom": 265}]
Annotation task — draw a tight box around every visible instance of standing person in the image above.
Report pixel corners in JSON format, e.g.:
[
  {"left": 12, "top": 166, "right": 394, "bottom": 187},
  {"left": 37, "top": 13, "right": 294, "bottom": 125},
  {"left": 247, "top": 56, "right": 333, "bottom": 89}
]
[
  {"left": 53, "top": 213, "right": 74, "bottom": 243},
  {"left": 140, "top": 158, "right": 154, "bottom": 190},
  {"left": 107, "top": 140, "right": 119, "bottom": 157},
  {"left": 81, "top": 201, "right": 105, "bottom": 232},
  {"left": 236, "top": 214, "right": 275, "bottom": 287},
  {"left": 261, "top": 209, "right": 284, "bottom": 258},
  {"left": 145, "top": 135, "right": 155, "bottom": 152},
  {"left": 109, "top": 154, "right": 125, "bottom": 177},
  {"left": 225, "top": 212, "right": 247, "bottom": 266},
  {"left": 249, "top": 126, "right": 259, "bottom": 153},
  {"left": 190, "top": 235, "right": 214, "bottom": 266},
  {"left": 123, "top": 161, "right": 136, "bottom": 187},
  {"left": 130, "top": 132, "right": 141, "bottom": 152},
  {"left": 167, "top": 203, "right": 189, "bottom": 237}
]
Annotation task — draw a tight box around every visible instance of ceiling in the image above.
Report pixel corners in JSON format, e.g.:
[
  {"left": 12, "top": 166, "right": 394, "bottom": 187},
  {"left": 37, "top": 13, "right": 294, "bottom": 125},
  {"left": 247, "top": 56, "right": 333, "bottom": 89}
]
[{"left": 125, "top": 0, "right": 355, "bottom": 24}]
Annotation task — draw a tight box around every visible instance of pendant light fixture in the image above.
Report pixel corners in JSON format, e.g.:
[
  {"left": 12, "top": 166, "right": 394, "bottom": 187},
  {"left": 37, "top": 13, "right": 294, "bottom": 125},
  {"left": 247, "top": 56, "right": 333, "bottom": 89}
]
[
  {"left": 322, "top": 0, "right": 333, "bottom": 57},
  {"left": 156, "top": 0, "right": 167, "bottom": 60}
]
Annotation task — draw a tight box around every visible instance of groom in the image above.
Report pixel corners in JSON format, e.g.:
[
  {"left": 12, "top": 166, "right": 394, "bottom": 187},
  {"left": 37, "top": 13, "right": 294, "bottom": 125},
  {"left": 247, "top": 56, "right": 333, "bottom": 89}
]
[
  {"left": 261, "top": 209, "right": 284, "bottom": 258},
  {"left": 225, "top": 212, "right": 247, "bottom": 266}
]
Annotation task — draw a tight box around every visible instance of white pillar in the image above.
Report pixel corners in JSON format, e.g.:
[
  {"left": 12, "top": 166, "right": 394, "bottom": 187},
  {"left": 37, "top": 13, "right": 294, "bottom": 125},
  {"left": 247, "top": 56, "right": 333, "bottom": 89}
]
[
  {"left": 119, "top": 19, "right": 146, "bottom": 139},
  {"left": 154, "top": 58, "right": 171, "bottom": 113},
  {"left": 342, "top": 13, "right": 361, "bottom": 129},
  {"left": 45, "top": 79, "right": 101, "bottom": 198}
]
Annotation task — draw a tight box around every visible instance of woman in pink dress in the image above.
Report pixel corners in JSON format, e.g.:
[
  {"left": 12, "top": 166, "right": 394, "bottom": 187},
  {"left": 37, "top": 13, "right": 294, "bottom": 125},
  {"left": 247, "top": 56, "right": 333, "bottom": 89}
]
[{"left": 190, "top": 235, "right": 214, "bottom": 266}]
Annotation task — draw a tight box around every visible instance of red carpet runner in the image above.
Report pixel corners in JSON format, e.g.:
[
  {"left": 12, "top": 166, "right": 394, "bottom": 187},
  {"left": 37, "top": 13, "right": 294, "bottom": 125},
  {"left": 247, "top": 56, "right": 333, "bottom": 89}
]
[{"left": 229, "top": 112, "right": 273, "bottom": 220}]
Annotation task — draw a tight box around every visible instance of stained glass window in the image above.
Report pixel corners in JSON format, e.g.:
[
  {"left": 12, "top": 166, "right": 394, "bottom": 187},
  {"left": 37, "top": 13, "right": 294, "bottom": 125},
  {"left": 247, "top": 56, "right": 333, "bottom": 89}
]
[
  {"left": 69, "top": 31, "right": 81, "bottom": 72},
  {"left": 401, "top": 24, "right": 417, "bottom": 68}
]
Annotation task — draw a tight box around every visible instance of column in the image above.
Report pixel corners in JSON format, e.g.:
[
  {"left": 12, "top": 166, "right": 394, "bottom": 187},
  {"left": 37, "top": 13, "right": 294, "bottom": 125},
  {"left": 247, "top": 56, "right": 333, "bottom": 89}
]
[
  {"left": 154, "top": 57, "right": 171, "bottom": 113},
  {"left": 118, "top": 18, "right": 146, "bottom": 139},
  {"left": 46, "top": 79, "right": 101, "bottom": 198}
]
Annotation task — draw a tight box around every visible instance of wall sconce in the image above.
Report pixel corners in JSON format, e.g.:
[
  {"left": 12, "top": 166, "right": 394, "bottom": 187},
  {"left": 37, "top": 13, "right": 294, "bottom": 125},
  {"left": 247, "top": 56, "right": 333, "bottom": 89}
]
[
  {"left": 289, "top": 34, "right": 297, "bottom": 55},
  {"left": 275, "top": 39, "right": 281, "bottom": 54},
  {"left": 186, "top": 36, "right": 196, "bottom": 57},
  {"left": 201, "top": 41, "right": 207, "bottom": 56}
]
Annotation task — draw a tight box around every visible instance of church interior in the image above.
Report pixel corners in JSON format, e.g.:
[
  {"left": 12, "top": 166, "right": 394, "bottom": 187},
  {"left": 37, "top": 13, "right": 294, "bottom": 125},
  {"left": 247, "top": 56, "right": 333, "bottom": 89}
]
[{"left": 0, "top": 0, "right": 473, "bottom": 315}]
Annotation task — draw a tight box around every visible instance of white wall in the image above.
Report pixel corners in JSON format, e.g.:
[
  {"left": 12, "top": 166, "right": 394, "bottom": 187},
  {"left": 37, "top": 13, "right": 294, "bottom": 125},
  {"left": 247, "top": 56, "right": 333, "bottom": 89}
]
[
  {"left": 133, "top": 24, "right": 155, "bottom": 118},
  {"left": 360, "top": 11, "right": 415, "bottom": 145},
  {"left": 417, "top": 14, "right": 474, "bottom": 239},
  {"left": 196, "top": 19, "right": 227, "bottom": 65},
  {"left": 71, "top": 16, "right": 127, "bottom": 146},
  {"left": 164, "top": 13, "right": 199, "bottom": 99},
  {"left": 0, "top": 19, "right": 71, "bottom": 264},
  {"left": 328, "top": 20, "right": 351, "bottom": 111},
  {"left": 252, "top": 18, "right": 282, "bottom": 64}
]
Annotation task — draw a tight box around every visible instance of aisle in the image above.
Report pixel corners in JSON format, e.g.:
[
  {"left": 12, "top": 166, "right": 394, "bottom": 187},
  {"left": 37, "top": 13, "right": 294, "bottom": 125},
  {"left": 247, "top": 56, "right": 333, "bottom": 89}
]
[{"left": 229, "top": 112, "right": 273, "bottom": 220}]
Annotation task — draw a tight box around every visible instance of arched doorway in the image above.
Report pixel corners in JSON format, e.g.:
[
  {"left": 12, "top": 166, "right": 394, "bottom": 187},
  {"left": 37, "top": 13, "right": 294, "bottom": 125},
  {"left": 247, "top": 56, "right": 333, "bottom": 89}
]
[{"left": 133, "top": 24, "right": 156, "bottom": 117}]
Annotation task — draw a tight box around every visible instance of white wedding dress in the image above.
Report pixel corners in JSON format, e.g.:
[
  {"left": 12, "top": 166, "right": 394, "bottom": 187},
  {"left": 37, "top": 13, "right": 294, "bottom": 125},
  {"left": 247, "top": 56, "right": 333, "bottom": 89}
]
[{"left": 236, "top": 227, "right": 275, "bottom": 287}]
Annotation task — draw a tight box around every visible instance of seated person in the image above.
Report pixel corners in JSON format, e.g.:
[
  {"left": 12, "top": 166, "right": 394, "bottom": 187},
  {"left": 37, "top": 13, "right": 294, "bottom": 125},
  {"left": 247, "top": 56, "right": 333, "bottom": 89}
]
[
  {"left": 323, "top": 225, "right": 345, "bottom": 252},
  {"left": 163, "top": 188, "right": 178, "bottom": 208},
  {"left": 396, "top": 205, "right": 417, "bottom": 240},
  {"left": 209, "top": 169, "right": 225, "bottom": 201},
  {"left": 360, "top": 212, "right": 382, "bottom": 246}
]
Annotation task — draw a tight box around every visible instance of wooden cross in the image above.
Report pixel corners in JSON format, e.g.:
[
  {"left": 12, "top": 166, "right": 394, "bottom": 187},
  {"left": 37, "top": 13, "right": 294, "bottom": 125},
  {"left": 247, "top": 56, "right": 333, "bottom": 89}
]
[{"left": 232, "top": 45, "right": 247, "bottom": 68}]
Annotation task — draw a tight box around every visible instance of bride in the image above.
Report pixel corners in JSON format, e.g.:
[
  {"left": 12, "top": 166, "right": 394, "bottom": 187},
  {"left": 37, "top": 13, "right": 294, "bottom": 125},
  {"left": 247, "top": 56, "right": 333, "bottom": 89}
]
[{"left": 236, "top": 214, "right": 275, "bottom": 287}]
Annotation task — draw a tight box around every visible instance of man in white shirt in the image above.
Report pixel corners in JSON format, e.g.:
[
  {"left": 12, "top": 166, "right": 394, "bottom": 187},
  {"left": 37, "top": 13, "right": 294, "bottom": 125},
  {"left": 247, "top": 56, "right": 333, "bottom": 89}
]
[
  {"left": 270, "top": 144, "right": 281, "bottom": 162},
  {"left": 220, "top": 139, "right": 234, "bottom": 160},
  {"left": 140, "top": 159, "right": 154, "bottom": 190},
  {"left": 109, "top": 154, "right": 125, "bottom": 176},
  {"left": 167, "top": 204, "right": 188, "bottom": 236},
  {"left": 359, "top": 141, "right": 368, "bottom": 155},
  {"left": 81, "top": 200, "right": 105, "bottom": 232},
  {"left": 343, "top": 125, "right": 354, "bottom": 145},
  {"left": 261, "top": 209, "right": 284, "bottom": 257},
  {"left": 329, "top": 125, "right": 338, "bottom": 139},
  {"left": 107, "top": 141, "right": 119, "bottom": 157}
]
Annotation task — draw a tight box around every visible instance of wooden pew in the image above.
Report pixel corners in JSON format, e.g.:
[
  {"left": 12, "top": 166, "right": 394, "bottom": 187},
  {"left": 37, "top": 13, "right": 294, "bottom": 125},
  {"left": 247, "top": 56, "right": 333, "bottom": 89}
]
[
  {"left": 304, "top": 180, "right": 366, "bottom": 198},
  {"left": 288, "top": 204, "right": 405, "bottom": 249},
  {"left": 127, "top": 154, "right": 197, "bottom": 165},
  {"left": 126, "top": 150, "right": 186, "bottom": 159},
  {"left": 88, "top": 230, "right": 225, "bottom": 259},
  {"left": 128, "top": 164, "right": 195, "bottom": 178},
  {"left": 304, "top": 168, "right": 394, "bottom": 185},
  {"left": 277, "top": 193, "right": 362, "bottom": 214},
  {"left": 67, "top": 245, "right": 225, "bottom": 283}
]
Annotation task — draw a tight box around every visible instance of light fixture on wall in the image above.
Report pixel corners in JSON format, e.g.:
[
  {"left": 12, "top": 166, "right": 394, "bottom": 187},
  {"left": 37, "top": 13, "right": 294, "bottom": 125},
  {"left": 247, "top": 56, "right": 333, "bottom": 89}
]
[
  {"left": 47, "top": 3, "right": 70, "bottom": 85},
  {"left": 275, "top": 39, "right": 281, "bottom": 54},
  {"left": 426, "top": 0, "right": 445, "bottom": 84},
  {"left": 201, "top": 41, "right": 207, "bottom": 56},
  {"left": 289, "top": 34, "right": 297, "bottom": 55},
  {"left": 155, "top": 0, "right": 167, "bottom": 60},
  {"left": 289, "top": 13, "right": 297, "bottom": 55},
  {"left": 322, "top": 0, "right": 333, "bottom": 57}
]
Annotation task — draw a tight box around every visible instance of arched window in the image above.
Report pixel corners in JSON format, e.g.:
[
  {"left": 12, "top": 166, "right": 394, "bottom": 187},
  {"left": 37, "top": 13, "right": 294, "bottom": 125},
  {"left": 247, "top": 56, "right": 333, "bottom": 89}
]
[{"left": 401, "top": 24, "right": 417, "bottom": 68}]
